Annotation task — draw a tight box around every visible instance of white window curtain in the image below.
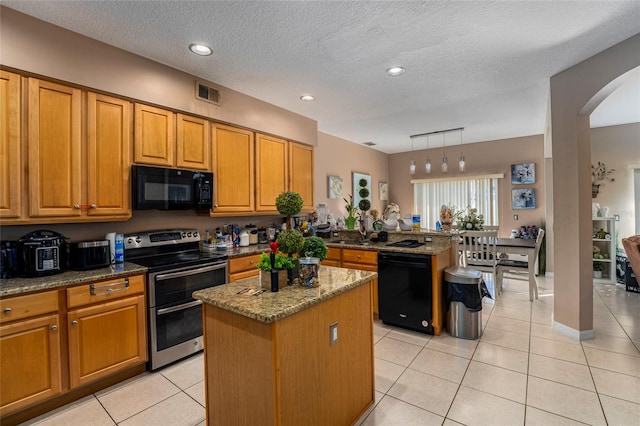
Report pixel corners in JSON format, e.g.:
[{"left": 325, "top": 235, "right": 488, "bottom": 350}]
[{"left": 413, "top": 175, "right": 501, "bottom": 228}]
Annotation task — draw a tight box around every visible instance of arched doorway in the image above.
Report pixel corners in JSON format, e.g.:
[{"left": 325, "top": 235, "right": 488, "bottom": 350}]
[{"left": 549, "top": 33, "right": 640, "bottom": 339}]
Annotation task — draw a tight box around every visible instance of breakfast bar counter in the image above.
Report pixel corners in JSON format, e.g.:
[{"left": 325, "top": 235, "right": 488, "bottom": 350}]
[{"left": 193, "top": 266, "right": 377, "bottom": 426}]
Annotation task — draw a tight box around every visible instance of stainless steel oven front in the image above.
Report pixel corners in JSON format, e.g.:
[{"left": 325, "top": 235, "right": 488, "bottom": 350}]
[{"left": 147, "top": 261, "right": 227, "bottom": 370}]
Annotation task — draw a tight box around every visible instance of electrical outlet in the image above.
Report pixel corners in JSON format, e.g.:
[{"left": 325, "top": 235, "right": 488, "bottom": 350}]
[
  {"left": 513, "top": 214, "right": 518, "bottom": 221},
  {"left": 423, "top": 236, "right": 432, "bottom": 243},
  {"left": 329, "top": 322, "right": 338, "bottom": 346},
  {"left": 614, "top": 215, "right": 620, "bottom": 221},
  {"left": 332, "top": 232, "right": 339, "bottom": 237}
]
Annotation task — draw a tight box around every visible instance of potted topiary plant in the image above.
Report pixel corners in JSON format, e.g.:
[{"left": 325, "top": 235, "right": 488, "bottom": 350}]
[
  {"left": 300, "top": 236, "right": 328, "bottom": 262},
  {"left": 276, "top": 191, "right": 304, "bottom": 229},
  {"left": 277, "top": 229, "right": 305, "bottom": 284},
  {"left": 593, "top": 261, "right": 605, "bottom": 279}
]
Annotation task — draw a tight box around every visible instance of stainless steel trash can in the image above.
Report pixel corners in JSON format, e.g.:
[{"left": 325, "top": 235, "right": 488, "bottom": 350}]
[{"left": 444, "top": 266, "right": 483, "bottom": 340}]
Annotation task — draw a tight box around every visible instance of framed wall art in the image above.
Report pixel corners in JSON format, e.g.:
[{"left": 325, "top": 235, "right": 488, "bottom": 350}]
[
  {"left": 378, "top": 182, "right": 388, "bottom": 201},
  {"left": 352, "top": 172, "right": 371, "bottom": 209},
  {"left": 512, "top": 188, "right": 536, "bottom": 209},
  {"left": 511, "top": 163, "right": 535, "bottom": 184},
  {"left": 327, "top": 175, "right": 343, "bottom": 199}
]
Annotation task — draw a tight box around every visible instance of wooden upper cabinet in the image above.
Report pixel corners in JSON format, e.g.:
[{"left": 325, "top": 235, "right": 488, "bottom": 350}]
[
  {"left": 212, "top": 124, "right": 254, "bottom": 213},
  {"left": 255, "top": 133, "right": 288, "bottom": 212},
  {"left": 28, "top": 78, "right": 82, "bottom": 217},
  {"left": 288, "top": 142, "right": 314, "bottom": 211},
  {"left": 134, "top": 103, "right": 175, "bottom": 167},
  {"left": 0, "top": 71, "right": 22, "bottom": 219},
  {"left": 177, "top": 113, "right": 210, "bottom": 171},
  {"left": 87, "top": 93, "right": 132, "bottom": 217}
]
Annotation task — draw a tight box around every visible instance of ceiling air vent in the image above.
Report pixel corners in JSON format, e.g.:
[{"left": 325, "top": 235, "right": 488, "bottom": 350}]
[
  {"left": 195, "top": 81, "right": 220, "bottom": 105},
  {"left": 362, "top": 141, "right": 376, "bottom": 146}
]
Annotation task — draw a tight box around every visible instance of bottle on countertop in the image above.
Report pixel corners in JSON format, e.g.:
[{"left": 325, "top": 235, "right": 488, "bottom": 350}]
[{"left": 115, "top": 234, "right": 124, "bottom": 263}]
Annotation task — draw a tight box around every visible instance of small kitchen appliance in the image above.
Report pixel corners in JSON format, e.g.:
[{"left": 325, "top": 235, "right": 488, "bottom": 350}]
[
  {"left": 17, "top": 230, "right": 67, "bottom": 277},
  {"left": 132, "top": 165, "right": 213, "bottom": 210},
  {"left": 68, "top": 240, "right": 110, "bottom": 271}
]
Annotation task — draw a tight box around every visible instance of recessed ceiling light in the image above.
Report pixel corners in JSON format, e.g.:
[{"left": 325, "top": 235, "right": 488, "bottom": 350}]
[
  {"left": 189, "top": 44, "right": 212, "bottom": 56},
  {"left": 386, "top": 66, "right": 406, "bottom": 77},
  {"left": 300, "top": 95, "right": 315, "bottom": 102}
]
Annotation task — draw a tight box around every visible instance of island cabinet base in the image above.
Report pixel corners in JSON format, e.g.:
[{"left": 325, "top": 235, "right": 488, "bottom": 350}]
[{"left": 202, "top": 282, "right": 375, "bottom": 426}]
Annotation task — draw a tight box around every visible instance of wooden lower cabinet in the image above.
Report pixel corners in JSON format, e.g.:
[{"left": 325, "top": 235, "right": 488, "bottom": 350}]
[
  {"left": 228, "top": 253, "right": 262, "bottom": 282},
  {"left": 0, "top": 292, "right": 62, "bottom": 417},
  {"left": 67, "top": 294, "right": 146, "bottom": 388},
  {"left": 203, "top": 281, "right": 374, "bottom": 425},
  {"left": 340, "top": 248, "right": 379, "bottom": 316}
]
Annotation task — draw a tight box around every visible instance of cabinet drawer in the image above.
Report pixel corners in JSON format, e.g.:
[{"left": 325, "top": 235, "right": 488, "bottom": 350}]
[
  {"left": 229, "top": 254, "right": 262, "bottom": 274},
  {"left": 342, "top": 262, "right": 378, "bottom": 273},
  {"left": 0, "top": 290, "right": 58, "bottom": 323},
  {"left": 321, "top": 260, "right": 341, "bottom": 268},
  {"left": 229, "top": 269, "right": 260, "bottom": 283},
  {"left": 67, "top": 274, "right": 145, "bottom": 309},
  {"left": 325, "top": 247, "right": 341, "bottom": 262},
  {"left": 342, "top": 249, "right": 378, "bottom": 265}
]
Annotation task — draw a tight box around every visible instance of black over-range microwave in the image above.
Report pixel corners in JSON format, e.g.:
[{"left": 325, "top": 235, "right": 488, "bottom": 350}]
[{"left": 132, "top": 165, "right": 213, "bottom": 210}]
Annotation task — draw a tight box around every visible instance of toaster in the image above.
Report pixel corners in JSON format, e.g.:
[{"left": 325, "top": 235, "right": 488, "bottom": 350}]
[{"left": 68, "top": 240, "right": 110, "bottom": 270}]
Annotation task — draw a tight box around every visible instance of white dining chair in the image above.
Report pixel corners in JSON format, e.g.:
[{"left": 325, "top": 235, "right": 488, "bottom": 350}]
[
  {"left": 495, "top": 229, "right": 545, "bottom": 300},
  {"left": 460, "top": 230, "right": 498, "bottom": 282}
]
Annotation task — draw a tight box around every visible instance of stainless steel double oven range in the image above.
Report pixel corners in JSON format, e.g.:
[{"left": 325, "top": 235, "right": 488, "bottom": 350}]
[{"left": 124, "top": 229, "right": 227, "bottom": 370}]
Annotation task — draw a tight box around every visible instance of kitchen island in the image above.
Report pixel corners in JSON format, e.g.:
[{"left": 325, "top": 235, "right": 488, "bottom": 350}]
[{"left": 193, "top": 266, "right": 377, "bottom": 426}]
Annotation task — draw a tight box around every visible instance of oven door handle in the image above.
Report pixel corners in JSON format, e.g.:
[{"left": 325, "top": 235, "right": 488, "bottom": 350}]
[
  {"left": 154, "top": 263, "right": 227, "bottom": 281},
  {"left": 156, "top": 300, "right": 203, "bottom": 316}
]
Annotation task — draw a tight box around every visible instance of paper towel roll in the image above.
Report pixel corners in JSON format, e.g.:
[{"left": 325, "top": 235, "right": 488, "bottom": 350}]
[{"left": 105, "top": 232, "right": 116, "bottom": 264}]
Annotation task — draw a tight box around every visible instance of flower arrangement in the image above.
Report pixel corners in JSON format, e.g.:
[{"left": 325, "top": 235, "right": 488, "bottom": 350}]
[
  {"left": 382, "top": 203, "right": 400, "bottom": 220},
  {"left": 457, "top": 206, "right": 484, "bottom": 230},
  {"left": 343, "top": 195, "right": 358, "bottom": 229}
]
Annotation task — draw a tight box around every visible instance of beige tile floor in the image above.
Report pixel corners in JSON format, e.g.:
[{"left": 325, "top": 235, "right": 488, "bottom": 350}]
[{"left": 21, "top": 276, "right": 640, "bottom": 426}]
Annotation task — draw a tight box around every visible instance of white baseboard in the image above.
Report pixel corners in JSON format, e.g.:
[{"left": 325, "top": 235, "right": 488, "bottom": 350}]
[
  {"left": 545, "top": 272, "right": 554, "bottom": 277},
  {"left": 552, "top": 321, "right": 595, "bottom": 340}
]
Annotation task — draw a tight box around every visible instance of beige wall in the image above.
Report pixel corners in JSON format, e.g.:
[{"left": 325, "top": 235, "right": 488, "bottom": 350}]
[
  {"left": 388, "top": 135, "right": 545, "bottom": 237},
  {"left": 314, "top": 132, "right": 389, "bottom": 222},
  {"left": 0, "top": 7, "right": 317, "bottom": 146},
  {"left": 591, "top": 123, "right": 640, "bottom": 246}
]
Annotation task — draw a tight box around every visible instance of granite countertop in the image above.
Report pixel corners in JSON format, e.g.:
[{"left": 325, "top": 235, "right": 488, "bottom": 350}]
[
  {"left": 0, "top": 262, "right": 148, "bottom": 297},
  {"left": 193, "top": 266, "right": 377, "bottom": 323}
]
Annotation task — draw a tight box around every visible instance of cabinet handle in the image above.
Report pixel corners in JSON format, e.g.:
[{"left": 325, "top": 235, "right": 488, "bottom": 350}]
[
  {"left": 3, "top": 307, "right": 11, "bottom": 314},
  {"left": 249, "top": 260, "right": 254, "bottom": 264},
  {"left": 90, "top": 278, "right": 129, "bottom": 296},
  {"left": 357, "top": 255, "right": 361, "bottom": 259},
  {"left": 71, "top": 320, "right": 78, "bottom": 326},
  {"left": 50, "top": 325, "right": 58, "bottom": 331},
  {"left": 90, "top": 203, "right": 97, "bottom": 209},
  {"left": 73, "top": 204, "right": 80, "bottom": 209}
]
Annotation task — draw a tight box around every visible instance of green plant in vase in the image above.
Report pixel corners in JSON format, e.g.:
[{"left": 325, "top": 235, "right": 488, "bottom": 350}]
[
  {"left": 256, "top": 251, "right": 296, "bottom": 271},
  {"left": 276, "top": 191, "right": 304, "bottom": 229},
  {"left": 343, "top": 195, "right": 358, "bottom": 230}
]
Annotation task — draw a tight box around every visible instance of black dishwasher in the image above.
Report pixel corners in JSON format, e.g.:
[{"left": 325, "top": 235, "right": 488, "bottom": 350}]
[{"left": 378, "top": 251, "right": 433, "bottom": 334}]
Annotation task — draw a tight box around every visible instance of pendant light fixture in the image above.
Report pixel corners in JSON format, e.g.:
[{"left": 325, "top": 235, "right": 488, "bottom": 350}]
[
  {"left": 409, "top": 135, "right": 416, "bottom": 176},
  {"left": 441, "top": 133, "right": 448, "bottom": 173},
  {"left": 424, "top": 134, "right": 432, "bottom": 174},
  {"left": 458, "top": 128, "right": 466, "bottom": 172}
]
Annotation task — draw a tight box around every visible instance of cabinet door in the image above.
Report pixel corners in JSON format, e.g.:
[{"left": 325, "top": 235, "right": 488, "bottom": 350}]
[
  {"left": 0, "top": 314, "right": 62, "bottom": 416},
  {"left": 212, "top": 124, "right": 254, "bottom": 213},
  {"left": 87, "top": 93, "right": 132, "bottom": 217},
  {"left": 288, "top": 142, "right": 314, "bottom": 211},
  {"left": 0, "top": 71, "right": 22, "bottom": 219},
  {"left": 256, "top": 133, "right": 288, "bottom": 212},
  {"left": 68, "top": 295, "right": 146, "bottom": 388},
  {"left": 28, "top": 78, "right": 82, "bottom": 217},
  {"left": 134, "top": 103, "right": 175, "bottom": 167},
  {"left": 177, "top": 113, "right": 210, "bottom": 171}
]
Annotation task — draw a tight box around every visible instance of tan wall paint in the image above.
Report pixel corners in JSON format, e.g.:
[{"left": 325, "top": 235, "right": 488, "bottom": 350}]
[
  {"left": 314, "top": 132, "right": 389, "bottom": 222},
  {"left": 550, "top": 32, "right": 640, "bottom": 335},
  {"left": 591, "top": 123, "right": 640, "bottom": 243},
  {"left": 389, "top": 135, "right": 545, "bottom": 237},
  {"left": 0, "top": 7, "right": 317, "bottom": 146}
]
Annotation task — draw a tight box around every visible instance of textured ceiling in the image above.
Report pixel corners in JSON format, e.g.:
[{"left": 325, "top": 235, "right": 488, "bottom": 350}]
[{"left": 3, "top": 1, "right": 640, "bottom": 153}]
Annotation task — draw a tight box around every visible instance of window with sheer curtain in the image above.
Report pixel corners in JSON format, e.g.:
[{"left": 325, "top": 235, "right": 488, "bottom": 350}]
[{"left": 413, "top": 175, "right": 502, "bottom": 228}]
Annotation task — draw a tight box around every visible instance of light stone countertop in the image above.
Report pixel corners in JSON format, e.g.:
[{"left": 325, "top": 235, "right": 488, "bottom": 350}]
[
  {"left": 0, "top": 262, "right": 148, "bottom": 297},
  {"left": 193, "top": 266, "right": 377, "bottom": 323}
]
